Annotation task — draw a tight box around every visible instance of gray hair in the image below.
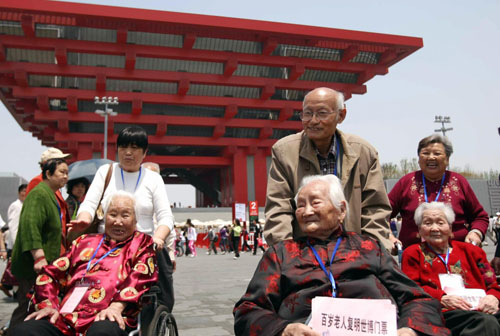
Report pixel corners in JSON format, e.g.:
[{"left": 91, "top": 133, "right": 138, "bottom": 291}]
[
  {"left": 294, "top": 174, "right": 349, "bottom": 219},
  {"left": 414, "top": 202, "right": 455, "bottom": 227},
  {"left": 417, "top": 134, "right": 453, "bottom": 158},
  {"left": 303, "top": 87, "right": 345, "bottom": 111},
  {"left": 103, "top": 190, "right": 139, "bottom": 219}
]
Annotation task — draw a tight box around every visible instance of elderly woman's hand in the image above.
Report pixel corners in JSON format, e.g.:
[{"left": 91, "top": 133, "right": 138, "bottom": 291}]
[
  {"left": 281, "top": 323, "right": 320, "bottom": 336},
  {"left": 94, "top": 302, "right": 126, "bottom": 329},
  {"left": 25, "top": 307, "right": 59, "bottom": 324},
  {"left": 477, "top": 295, "right": 499, "bottom": 314},
  {"left": 152, "top": 236, "right": 165, "bottom": 250},
  {"left": 491, "top": 257, "right": 500, "bottom": 275},
  {"left": 397, "top": 328, "right": 417, "bottom": 336},
  {"left": 68, "top": 217, "right": 91, "bottom": 234},
  {"left": 441, "top": 295, "right": 472, "bottom": 310},
  {"left": 464, "top": 231, "right": 482, "bottom": 246}
]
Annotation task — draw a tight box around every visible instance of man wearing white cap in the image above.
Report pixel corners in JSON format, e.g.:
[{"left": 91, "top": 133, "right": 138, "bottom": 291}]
[{"left": 25, "top": 148, "right": 71, "bottom": 251}]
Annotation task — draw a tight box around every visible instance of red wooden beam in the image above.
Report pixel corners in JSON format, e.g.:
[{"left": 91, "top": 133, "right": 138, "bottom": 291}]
[
  {"left": 96, "top": 73, "right": 106, "bottom": 92},
  {"left": 342, "top": 45, "right": 359, "bottom": 62},
  {"left": 224, "top": 104, "right": 238, "bottom": 119},
  {"left": 0, "top": 61, "right": 367, "bottom": 94},
  {"left": 0, "top": 42, "right": 5, "bottom": 62},
  {"left": 177, "top": 78, "right": 189, "bottom": 96},
  {"left": 67, "top": 95, "right": 78, "bottom": 113},
  {"left": 0, "top": 0, "right": 423, "bottom": 50},
  {"left": 279, "top": 106, "right": 294, "bottom": 121},
  {"left": 14, "top": 69, "right": 27, "bottom": 87},
  {"left": 213, "top": 124, "right": 225, "bottom": 139},
  {"left": 0, "top": 35, "right": 389, "bottom": 76},
  {"left": 224, "top": 58, "right": 238, "bottom": 77},
  {"left": 183, "top": 33, "right": 196, "bottom": 49},
  {"left": 21, "top": 15, "right": 35, "bottom": 38},
  {"left": 33, "top": 110, "right": 304, "bottom": 131},
  {"left": 259, "top": 127, "right": 273, "bottom": 139},
  {"left": 155, "top": 122, "right": 167, "bottom": 136},
  {"left": 262, "top": 37, "right": 278, "bottom": 55},
  {"left": 12, "top": 86, "right": 304, "bottom": 110},
  {"left": 53, "top": 131, "right": 278, "bottom": 148},
  {"left": 125, "top": 50, "right": 136, "bottom": 70},
  {"left": 132, "top": 98, "right": 142, "bottom": 115},
  {"left": 379, "top": 49, "right": 397, "bottom": 65},
  {"left": 146, "top": 155, "right": 231, "bottom": 167},
  {"left": 36, "top": 94, "right": 49, "bottom": 112},
  {"left": 55, "top": 47, "right": 67, "bottom": 66},
  {"left": 261, "top": 83, "right": 275, "bottom": 100},
  {"left": 117, "top": 28, "right": 128, "bottom": 44},
  {"left": 289, "top": 63, "right": 305, "bottom": 81}
]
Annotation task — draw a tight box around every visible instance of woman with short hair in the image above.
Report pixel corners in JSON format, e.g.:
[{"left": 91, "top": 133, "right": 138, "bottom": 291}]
[
  {"left": 70, "top": 126, "right": 174, "bottom": 308},
  {"left": 8, "top": 158, "right": 69, "bottom": 334},
  {"left": 402, "top": 202, "right": 500, "bottom": 335},
  {"left": 234, "top": 175, "right": 449, "bottom": 336},
  {"left": 388, "top": 134, "right": 488, "bottom": 248}
]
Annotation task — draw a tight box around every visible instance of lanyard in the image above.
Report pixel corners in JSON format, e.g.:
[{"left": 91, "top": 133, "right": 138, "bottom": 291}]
[
  {"left": 55, "top": 201, "right": 63, "bottom": 225},
  {"left": 85, "top": 236, "right": 122, "bottom": 276},
  {"left": 307, "top": 237, "right": 342, "bottom": 298},
  {"left": 426, "top": 243, "right": 450, "bottom": 273},
  {"left": 422, "top": 173, "right": 446, "bottom": 203},
  {"left": 120, "top": 167, "right": 142, "bottom": 192}
]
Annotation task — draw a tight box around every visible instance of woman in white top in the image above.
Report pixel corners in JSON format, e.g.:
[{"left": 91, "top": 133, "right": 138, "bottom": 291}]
[
  {"left": 187, "top": 222, "right": 197, "bottom": 257},
  {"left": 69, "top": 126, "right": 174, "bottom": 308}
]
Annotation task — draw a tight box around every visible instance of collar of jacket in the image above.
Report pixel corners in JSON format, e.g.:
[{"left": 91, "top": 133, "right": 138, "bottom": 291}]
[
  {"left": 37, "top": 180, "right": 59, "bottom": 208},
  {"left": 299, "top": 129, "right": 359, "bottom": 185}
]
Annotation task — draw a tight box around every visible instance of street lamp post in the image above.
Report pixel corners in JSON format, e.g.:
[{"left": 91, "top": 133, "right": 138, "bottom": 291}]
[
  {"left": 95, "top": 96, "right": 118, "bottom": 159},
  {"left": 434, "top": 115, "right": 453, "bottom": 137}
]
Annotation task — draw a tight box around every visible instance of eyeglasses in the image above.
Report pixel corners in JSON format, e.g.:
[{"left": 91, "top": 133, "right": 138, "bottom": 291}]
[{"left": 299, "top": 110, "right": 337, "bottom": 121}]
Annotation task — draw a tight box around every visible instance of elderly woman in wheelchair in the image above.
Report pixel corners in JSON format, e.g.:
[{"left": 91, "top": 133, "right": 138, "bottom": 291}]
[{"left": 13, "top": 191, "right": 158, "bottom": 336}]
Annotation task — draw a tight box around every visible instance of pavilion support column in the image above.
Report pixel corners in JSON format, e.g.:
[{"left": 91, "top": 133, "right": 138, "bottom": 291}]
[
  {"left": 232, "top": 148, "right": 248, "bottom": 205},
  {"left": 253, "top": 148, "right": 268, "bottom": 206},
  {"left": 76, "top": 143, "right": 93, "bottom": 161}
]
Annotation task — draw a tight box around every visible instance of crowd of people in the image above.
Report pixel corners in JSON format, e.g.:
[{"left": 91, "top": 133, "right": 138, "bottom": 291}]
[{"left": 0, "top": 86, "right": 498, "bottom": 336}]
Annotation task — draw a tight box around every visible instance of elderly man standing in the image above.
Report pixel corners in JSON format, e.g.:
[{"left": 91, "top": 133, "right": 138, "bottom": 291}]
[{"left": 264, "top": 87, "right": 393, "bottom": 250}]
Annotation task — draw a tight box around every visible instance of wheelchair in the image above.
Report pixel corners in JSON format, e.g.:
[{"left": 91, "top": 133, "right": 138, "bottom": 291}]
[{"left": 129, "top": 286, "right": 178, "bottom": 336}]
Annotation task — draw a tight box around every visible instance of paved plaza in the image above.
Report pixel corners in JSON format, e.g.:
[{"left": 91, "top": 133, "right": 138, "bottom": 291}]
[{"left": 0, "top": 240, "right": 496, "bottom": 335}]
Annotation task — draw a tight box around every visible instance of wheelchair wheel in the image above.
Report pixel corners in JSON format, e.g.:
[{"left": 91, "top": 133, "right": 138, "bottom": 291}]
[
  {"left": 175, "top": 244, "right": 184, "bottom": 257},
  {"left": 144, "top": 305, "right": 178, "bottom": 336}
]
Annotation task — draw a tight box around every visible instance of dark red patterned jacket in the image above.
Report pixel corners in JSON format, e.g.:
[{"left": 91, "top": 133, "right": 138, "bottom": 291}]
[{"left": 234, "top": 231, "right": 450, "bottom": 336}]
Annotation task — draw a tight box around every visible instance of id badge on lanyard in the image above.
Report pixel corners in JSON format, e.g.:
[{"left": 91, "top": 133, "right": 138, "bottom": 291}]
[
  {"left": 439, "top": 273, "right": 464, "bottom": 290},
  {"left": 59, "top": 281, "right": 91, "bottom": 313}
]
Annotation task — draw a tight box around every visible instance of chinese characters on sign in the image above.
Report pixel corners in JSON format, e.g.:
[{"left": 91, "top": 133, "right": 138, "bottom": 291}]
[
  {"left": 320, "top": 313, "right": 388, "bottom": 334},
  {"left": 309, "top": 297, "right": 397, "bottom": 336}
]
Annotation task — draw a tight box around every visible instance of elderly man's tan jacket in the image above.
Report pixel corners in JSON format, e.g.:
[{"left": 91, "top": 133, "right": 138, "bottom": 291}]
[{"left": 264, "top": 130, "right": 392, "bottom": 250}]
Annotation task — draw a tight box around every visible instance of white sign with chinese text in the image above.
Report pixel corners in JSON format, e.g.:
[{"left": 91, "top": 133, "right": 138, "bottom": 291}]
[
  {"left": 443, "top": 287, "right": 486, "bottom": 310},
  {"left": 309, "top": 297, "right": 397, "bottom": 336},
  {"left": 235, "top": 203, "right": 246, "bottom": 222}
]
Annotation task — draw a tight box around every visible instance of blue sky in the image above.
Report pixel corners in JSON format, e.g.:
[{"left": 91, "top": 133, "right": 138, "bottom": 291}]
[{"left": 2, "top": 0, "right": 499, "bottom": 206}]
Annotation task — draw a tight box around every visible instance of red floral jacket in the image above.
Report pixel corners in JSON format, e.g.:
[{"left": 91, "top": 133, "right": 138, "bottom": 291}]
[
  {"left": 234, "top": 231, "right": 450, "bottom": 336},
  {"left": 402, "top": 241, "right": 500, "bottom": 303},
  {"left": 31, "top": 231, "right": 158, "bottom": 335}
]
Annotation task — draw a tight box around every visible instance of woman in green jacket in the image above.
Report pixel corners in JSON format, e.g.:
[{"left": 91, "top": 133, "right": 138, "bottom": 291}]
[{"left": 8, "top": 158, "right": 68, "bottom": 335}]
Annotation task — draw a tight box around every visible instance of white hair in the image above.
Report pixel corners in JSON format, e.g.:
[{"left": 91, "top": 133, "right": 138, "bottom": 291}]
[
  {"left": 303, "top": 87, "right": 345, "bottom": 111},
  {"left": 294, "top": 174, "right": 349, "bottom": 219},
  {"left": 414, "top": 202, "right": 455, "bottom": 226},
  {"left": 102, "top": 190, "right": 139, "bottom": 218}
]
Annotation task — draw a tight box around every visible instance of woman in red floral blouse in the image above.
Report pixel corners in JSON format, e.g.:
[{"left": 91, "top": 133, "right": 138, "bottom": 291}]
[
  {"left": 12, "top": 191, "right": 158, "bottom": 336},
  {"left": 402, "top": 201, "right": 500, "bottom": 336},
  {"left": 388, "top": 134, "right": 488, "bottom": 249},
  {"left": 234, "top": 175, "right": 449, "bottom": 336}
]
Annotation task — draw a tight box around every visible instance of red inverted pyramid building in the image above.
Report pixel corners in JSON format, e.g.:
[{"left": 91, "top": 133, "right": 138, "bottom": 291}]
[{"left": 0, "top": 0, "right": 422, "bottom": 207}]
